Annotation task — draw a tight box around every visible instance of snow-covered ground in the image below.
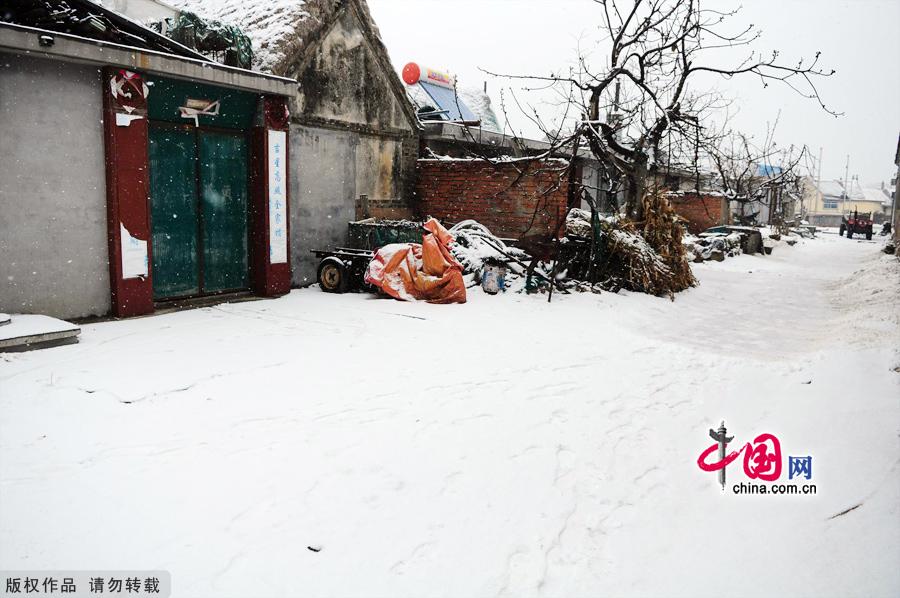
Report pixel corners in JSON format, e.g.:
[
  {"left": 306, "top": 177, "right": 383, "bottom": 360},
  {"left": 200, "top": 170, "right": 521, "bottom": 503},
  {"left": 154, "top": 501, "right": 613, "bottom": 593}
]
[{"left": 1, "top": 235, "right": 898, "bottom": 598}]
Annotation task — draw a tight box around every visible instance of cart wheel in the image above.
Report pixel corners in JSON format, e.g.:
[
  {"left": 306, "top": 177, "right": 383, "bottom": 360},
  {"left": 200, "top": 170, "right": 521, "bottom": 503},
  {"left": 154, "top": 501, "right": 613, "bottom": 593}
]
[{"left": 318, "top": 258, "right": 349, "bottom": 293}]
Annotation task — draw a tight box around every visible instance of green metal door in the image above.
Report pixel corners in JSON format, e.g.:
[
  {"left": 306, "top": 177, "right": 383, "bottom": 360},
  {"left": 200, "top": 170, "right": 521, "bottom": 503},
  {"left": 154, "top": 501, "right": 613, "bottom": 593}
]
[
  {"left": 199, "top": 131, "right": 249, "bottom": 293},
  {"left": 149, "top": 127, "right": 200, "bottom": 299},
  {"left": 149, "top": 127, "right": 249, "bottom": 300}
]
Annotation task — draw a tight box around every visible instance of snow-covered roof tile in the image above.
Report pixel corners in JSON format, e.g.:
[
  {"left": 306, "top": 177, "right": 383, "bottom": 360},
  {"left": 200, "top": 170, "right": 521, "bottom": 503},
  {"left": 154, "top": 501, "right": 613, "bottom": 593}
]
[
  {"left": 816, "top": 179, "right": 845, "bottom": 198},
  {"left": 167, "top": 0, "right": 312, "bottom": 73},
  {"left": 843, "top": 178, "right": 887, "bottom": 202},
  {"left": 166, "top": 0, "right": 418, "bottom": 128},
  {"left": 859, "top": 186, "right": 890, "bottom": 204}
]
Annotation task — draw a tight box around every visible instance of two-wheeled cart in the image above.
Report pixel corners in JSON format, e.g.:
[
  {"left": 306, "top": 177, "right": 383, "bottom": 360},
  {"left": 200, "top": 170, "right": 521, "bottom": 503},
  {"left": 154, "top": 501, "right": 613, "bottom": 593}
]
[{"left": 310, "top": 247, "right": 375, "bottom": 293}]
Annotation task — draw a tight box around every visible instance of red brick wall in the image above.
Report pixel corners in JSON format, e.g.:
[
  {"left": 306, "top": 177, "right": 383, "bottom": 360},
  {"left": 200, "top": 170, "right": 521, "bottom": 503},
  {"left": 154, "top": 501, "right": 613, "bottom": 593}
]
[
  {"left": 415, "top": 159, "right": 571, "bottom": 239},
  {"left": 667, "top": 192, "right": 728, "bottom": 234}
]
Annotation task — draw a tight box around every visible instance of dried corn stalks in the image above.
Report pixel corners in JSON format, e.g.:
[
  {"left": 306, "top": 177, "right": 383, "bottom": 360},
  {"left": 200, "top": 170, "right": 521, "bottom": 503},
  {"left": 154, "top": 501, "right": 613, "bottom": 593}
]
[
  {"left": 562, "top": 191, "right": 696, "bottom": 298},
  {"left": 637, "top": 191, "right": 697, "bottom": 296}
]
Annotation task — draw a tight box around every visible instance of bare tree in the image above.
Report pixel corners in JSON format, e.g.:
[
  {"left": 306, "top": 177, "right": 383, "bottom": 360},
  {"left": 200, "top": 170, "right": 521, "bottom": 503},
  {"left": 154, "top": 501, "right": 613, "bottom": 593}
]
[
  {"left": 486, "top": 0, "right": 836, "bottom": 221},
  {"left": 704, "top": 122, "right": 808, "bottom": 226}
]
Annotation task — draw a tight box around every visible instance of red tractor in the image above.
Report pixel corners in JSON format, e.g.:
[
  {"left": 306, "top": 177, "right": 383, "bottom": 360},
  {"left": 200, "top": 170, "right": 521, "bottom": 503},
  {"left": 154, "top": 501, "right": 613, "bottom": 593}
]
[{"left": 839, "top": 210, "right": 873, "bottom": 240}]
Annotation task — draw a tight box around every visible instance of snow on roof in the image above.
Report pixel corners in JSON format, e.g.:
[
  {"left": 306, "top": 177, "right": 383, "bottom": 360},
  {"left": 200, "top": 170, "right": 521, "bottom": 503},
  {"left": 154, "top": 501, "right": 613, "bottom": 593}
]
[
  {"left": 816, "top": 179, "right": 846, "bottom": 198},
  {"left": 167, "top": 0, "right": 311, "bottom": 72},
  {"left": 844, "top": 178, "right": 886, "bottom": 203},
  {"left": 812, "top": 177, "right": 891, "bottom": 204},
  {"left": 859, "top": 186, "right": 890, "bottom": 204},
  {"left": 420, "top": 155, "right": 569, "bottom": 164},
  {"left": 165, "top": 0, "right": 418, "bottom": 127},
  {"left": 7, "top": 0, "right": 208, "bottom": 61}
]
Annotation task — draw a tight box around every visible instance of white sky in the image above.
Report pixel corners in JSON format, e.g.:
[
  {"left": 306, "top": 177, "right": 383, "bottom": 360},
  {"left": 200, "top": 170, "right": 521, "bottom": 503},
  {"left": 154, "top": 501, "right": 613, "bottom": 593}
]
[{"left": 368, "top": 0, "right": 900, "bottom": 186}]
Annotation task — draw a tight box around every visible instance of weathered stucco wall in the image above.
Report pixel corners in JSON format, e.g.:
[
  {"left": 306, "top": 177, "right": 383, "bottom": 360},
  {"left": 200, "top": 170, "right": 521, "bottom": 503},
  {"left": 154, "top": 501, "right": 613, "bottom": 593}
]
[
  {"left": 289, "top": 125, "right": 357, "bottom": 286},
  {"left": 289, "top": 125, "right": 418, "bottom": 286},
  {"left": 0, "top": 54, "right": 111, "bottom": 319},
  {"left": 354, "top": 135, "right": 419, "bottom": 201},
  {"left": 295, "top": 8, "right": 412, "bottom": 134},
  {"left": 284, "top": 1, "right": 422, "bottom": 286}
]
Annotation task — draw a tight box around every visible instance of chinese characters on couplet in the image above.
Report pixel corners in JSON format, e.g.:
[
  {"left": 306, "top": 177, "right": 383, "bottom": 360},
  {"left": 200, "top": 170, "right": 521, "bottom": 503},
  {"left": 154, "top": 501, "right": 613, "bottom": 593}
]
[{"left": 267, "top": 129, "right": 288, "bottom": 264}]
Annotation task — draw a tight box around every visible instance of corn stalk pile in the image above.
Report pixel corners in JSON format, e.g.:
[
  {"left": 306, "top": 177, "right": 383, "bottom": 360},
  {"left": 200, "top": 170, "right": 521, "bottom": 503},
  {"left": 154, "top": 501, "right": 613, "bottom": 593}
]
[
  {"left": 637, "top": 192, "right": 697, "bottom": 295},
  {"left": 561, "top": 191, "right": 696, "bottom": 298}
]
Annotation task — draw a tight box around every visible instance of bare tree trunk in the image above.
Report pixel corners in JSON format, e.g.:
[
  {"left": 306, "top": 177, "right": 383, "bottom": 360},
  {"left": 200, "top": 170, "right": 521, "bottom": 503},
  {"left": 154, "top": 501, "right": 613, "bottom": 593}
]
[{"left": 625, "top": 161, "right": 648, "bottom": 220}]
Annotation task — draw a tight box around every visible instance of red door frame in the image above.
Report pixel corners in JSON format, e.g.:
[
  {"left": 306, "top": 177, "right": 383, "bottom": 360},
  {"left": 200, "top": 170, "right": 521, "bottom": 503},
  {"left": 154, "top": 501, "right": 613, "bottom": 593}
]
[
  {"left": 102, "top": 69, "right": 292, "bottom": 317},
  {"left": 249, "top": 96, "right": 292, "bottom": 297},
  {"left": 102, "top": 67, "right": 154, "bottom": 317}
]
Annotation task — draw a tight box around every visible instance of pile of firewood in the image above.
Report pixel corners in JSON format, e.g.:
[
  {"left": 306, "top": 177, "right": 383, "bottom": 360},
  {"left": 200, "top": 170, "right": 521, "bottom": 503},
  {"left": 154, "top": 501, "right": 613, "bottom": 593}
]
[{"left": 442, "top": 191, "right": 699, "bottom": 299}]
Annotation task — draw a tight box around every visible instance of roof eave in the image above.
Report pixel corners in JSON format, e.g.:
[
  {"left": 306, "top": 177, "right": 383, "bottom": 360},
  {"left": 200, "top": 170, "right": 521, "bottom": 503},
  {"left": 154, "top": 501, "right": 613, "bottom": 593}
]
[
  {"left": 0, "top": 21, "right": 297, "bottom": 96},
  {"left": 77, "top": 0, "right": 211, "bottom": 62}
]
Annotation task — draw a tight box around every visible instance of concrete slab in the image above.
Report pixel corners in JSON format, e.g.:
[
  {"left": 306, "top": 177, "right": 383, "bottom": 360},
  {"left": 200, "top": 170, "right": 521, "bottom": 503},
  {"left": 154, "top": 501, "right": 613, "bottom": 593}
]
[{"left": 0, "top": 315, "right": 81, "bottom": 352}]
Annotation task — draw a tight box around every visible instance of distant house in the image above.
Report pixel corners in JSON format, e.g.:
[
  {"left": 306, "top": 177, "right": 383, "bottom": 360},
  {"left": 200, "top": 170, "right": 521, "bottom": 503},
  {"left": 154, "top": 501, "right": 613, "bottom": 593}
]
[
  {"left": 802, "top": 177, "right": 891, "bottom": 227},
  {"left": 647, "top": 162, "right": 808, "bottom": 230}
]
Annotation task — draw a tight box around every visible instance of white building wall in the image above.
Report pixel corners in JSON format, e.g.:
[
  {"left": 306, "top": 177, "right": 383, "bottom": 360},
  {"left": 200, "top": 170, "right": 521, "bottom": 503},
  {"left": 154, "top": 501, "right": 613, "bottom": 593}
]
[{"left": 0, "top": 54, "right": 111, "bottom": 319}]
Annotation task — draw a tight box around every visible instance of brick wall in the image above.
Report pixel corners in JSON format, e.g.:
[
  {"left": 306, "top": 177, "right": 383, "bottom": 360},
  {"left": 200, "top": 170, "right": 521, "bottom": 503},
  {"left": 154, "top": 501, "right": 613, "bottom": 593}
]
[
  {"left": 364, "top": 198, "right": 414, "bottom": 221},
  {"left": 667, "top": 192, "right": 728, "bottom": 234},
  {"left": 415, "top": 159, "right": 571, "bottom": 239}
]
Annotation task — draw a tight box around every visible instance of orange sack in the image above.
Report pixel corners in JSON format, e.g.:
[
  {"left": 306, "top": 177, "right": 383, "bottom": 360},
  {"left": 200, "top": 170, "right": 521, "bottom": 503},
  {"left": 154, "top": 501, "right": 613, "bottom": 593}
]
[{"left": 364, "top": 218, "right": 467, "bottom": 304}]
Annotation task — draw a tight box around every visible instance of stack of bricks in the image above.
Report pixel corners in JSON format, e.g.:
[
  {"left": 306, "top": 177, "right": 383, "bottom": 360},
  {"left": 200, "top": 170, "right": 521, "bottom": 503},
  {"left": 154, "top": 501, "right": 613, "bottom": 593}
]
[
  {"left": 415, "top": 159, "right": 571, "bottom": 239},
  {"left": 666, "top": 192, "right": 727, "bottom": 234}
]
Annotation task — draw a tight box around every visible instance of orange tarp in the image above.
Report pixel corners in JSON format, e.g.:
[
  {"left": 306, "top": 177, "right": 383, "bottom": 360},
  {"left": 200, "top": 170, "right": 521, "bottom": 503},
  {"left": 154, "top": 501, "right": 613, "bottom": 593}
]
[{"left": 364, "top": 218, "right": 467, "bottom": 304}]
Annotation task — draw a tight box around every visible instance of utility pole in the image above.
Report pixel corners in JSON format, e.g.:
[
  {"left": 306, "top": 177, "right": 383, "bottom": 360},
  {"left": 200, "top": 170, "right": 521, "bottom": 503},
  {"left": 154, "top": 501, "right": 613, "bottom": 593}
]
[
  {"left": 817, "top": 148, "right": 823, "bottom": 189},
  {"left": 815, "top": 146, "right": 823, "bottom": 218},
  {"left": 843, "top": 155, "right": 850, "bottom": 214}
]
